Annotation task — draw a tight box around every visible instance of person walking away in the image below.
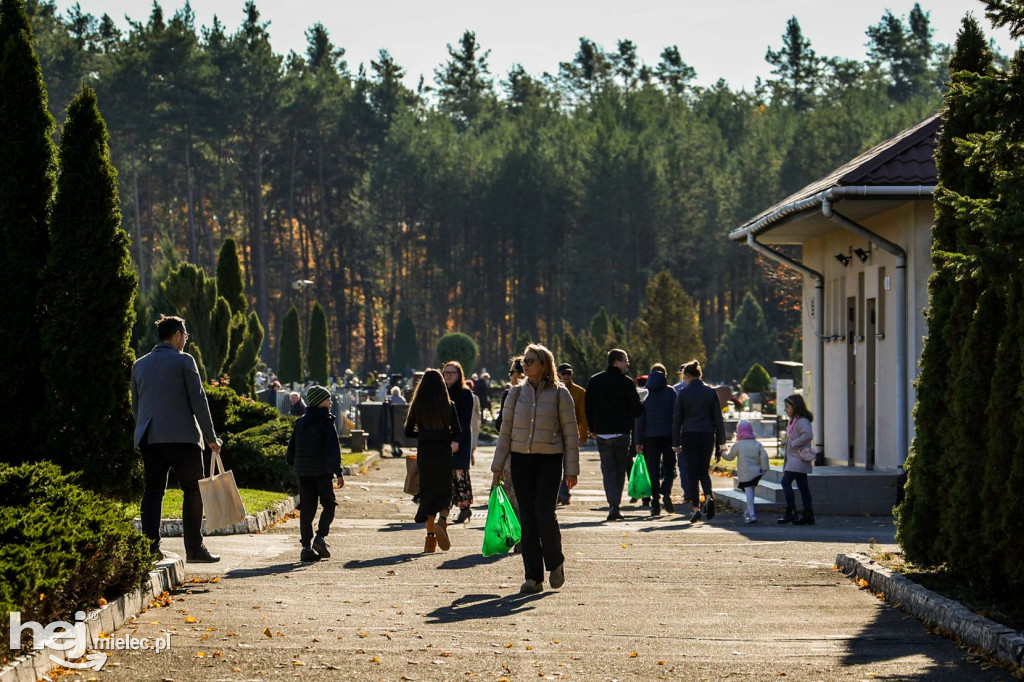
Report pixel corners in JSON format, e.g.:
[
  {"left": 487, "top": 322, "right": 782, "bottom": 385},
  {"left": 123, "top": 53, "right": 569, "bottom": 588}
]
[
  {"left": 672, "top": 360, "right": 726, "bottom": 523},
  {"left": 404, "top": 368, "right": 461, "bottom": 552},
  {"left": 634, "top": 364, "right": 677, "bottom": 516},
  {"left": 491, "top": 344, "right": 579, "bottom": 594},
  {"left": 443, "top": 361, "right": 476, "bottom": 523},
  {"left": 474, "top": 372, "right": 492, "bottom": 418},
  {"left": 585, "top": 349, "right": 644, "bottom": 522},
  {"left": 722, "top": 419, "right": 770, "bottom": 523},
  {"left": 778, "top": 394, "right": 815, "bottom": 525},
  {"left": 286, "top": 386, "right": 344, "bottom": 561},
  {"left": 131, "top": 315, "right": 221, "bottom": 563},
  {"left": 556, "top": 363, "right": 588, "bottom": 506},
  {"left": 631, "top": 374, "right": 652, "bottom": 507}
]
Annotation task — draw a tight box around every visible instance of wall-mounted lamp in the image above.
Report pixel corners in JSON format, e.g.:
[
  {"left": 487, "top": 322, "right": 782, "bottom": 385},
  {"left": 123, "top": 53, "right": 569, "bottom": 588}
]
[
  {"left": 834, "top": 252, "right": 851, "bottom": 267},
  {"left": 853, "top": 247, "right": 871, "bottom": 263}
]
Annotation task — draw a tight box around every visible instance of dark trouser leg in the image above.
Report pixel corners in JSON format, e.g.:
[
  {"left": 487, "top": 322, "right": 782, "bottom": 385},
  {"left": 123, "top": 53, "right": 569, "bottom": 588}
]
[
  {"left": 597, "top": 437, "right": 626, "bottom": 510},
  {"left": 511, "top": 452, "right": 565, "bottom": 582},
  {"left": 315, "top": 474, "right": 337, "bottom": 537},
  {"left": 794, "top": 472, "right": 812, "bottom": 512},
  {"left": 677, "top": 451, "right": 688, "bottom": 499},
  {"left": 511, "top": 452, "right": 542, "bottom": 582},
  {"left": 642, "top": 445, "right": 661, "bottom": 509},
  {"left": 298, "top": 476, "right": 320, "bottom": 548},
  {"left": 140, "top": 439, "right": 171, "bottom": 546},
  {"left": 648, "top": 436, "right": 675, "bottom": 498},
  {"left": 161, "top": 442, "right": 206, "bottom": 556},
  {"left": 682, "top": 432, "right": 714, "bottom": 508},
  {"left": 780, "top": 471, "right": 797, "bottom": 512}
]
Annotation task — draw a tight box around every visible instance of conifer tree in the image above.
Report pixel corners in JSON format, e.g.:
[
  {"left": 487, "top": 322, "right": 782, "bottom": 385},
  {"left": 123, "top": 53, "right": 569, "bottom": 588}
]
[
  {"left": 631, "top": 271, "right": 705, "bottom": 373},
  {"left": 38, "top": 85, "right": 139, "bottom": 500},
  {"left": 216, "top": 237, "right": 247, "bottom": 315},
  {"left": 278, "top": 305, "right": 303, "bottom": 385},
  {"left": 228, "top": 311, "right": 264, "bottom": 397},
  {"left": 512, "top": 331, "right": 533, "bottom": 356},
  {"left": 391, "top": 312, "right": 419, "bottom": 372},
  {"left": 0, "top": 0, "right": 56, "bottom": 464},
  {"left": 161, "top": 262, "right": 231, "bottom": 379},
  {"left": 307, "top": 301, "right": 329, "bottom": 385},
  {"left": 436, "top": 332, "right": 478, "bottom": 374},
  {"left": 711, "top": 292, "right": 780, "bottom": 382}
]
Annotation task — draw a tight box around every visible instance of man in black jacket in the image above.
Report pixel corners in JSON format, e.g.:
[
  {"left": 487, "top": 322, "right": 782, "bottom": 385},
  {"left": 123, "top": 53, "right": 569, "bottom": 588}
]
[{"left": 585, "top": 349, "right": 644, "bottom": 521}]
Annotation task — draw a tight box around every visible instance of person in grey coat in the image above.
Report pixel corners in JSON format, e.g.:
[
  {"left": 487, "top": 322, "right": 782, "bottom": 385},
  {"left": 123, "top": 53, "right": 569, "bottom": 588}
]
[{"left": 131, "top": 315, "right": 221, "bottom": 563}]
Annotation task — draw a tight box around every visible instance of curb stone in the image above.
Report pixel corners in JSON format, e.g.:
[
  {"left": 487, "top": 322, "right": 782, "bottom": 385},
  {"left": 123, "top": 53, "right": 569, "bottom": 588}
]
[
  {"left": 837, "top": 552, "right": 1024, "bottom": 670},
  {"left": 344, "top": 449, "right": 381, "bottom": 476},
  {"left": 0, "top": 554, "right": 185, "bottom": 682},
  {"left": 132, "top": 494, "right": 300, "bottom": 537}
]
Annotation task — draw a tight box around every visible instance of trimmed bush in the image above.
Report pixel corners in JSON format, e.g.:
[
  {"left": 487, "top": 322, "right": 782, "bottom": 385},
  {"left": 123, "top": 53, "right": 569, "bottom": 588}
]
[
  {"left": 0, "top": 462, "right": 152, "bottom": 662},
  {"left": 742, "top": 362, "right": 772, "bottom": 394},
  {"left": 205, "top": 384, "right": 279, "bottom": 436},
  {"left": 436, "top": 332, "right": 478, "bottom": 373},
  {"left": 220, "top": 420, "right": 297, "bottom": 492}
]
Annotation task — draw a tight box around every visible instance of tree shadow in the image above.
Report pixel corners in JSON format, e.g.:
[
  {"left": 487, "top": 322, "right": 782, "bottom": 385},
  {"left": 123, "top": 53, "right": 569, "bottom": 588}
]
[
  {"left": 423, "top": 592, "right": 551, "bottom": 624},
  {"left": 223, "top": 562, "right": 305, "bottom": 579},
  {"left": 343, "top": 552, "right": 421, "bottom": 569},
  {"left": 436, "top": 553, "right": 508, "bottom": 570}
]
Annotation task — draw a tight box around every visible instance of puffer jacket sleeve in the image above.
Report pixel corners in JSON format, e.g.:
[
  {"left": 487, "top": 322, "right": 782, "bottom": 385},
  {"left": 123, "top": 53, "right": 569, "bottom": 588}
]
[
  {"left": 491, "top": 385, "right": 521, "bottom": 473},
  {"left": 557, "top": 386, "right": 581, "bottom": 476}
]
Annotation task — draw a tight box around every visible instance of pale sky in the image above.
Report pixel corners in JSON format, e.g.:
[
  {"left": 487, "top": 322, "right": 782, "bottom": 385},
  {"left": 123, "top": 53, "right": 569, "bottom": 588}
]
[{"left": 59, "top": 0, "right": 1020, "bottom": 91}]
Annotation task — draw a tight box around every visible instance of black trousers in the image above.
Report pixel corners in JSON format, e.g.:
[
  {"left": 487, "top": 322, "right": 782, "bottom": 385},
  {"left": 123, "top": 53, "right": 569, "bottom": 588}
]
[
  {"left": 510, "top": 452, "right": 565, "bottom": 583},
  {"left": 140, "top": 436, "right": 205, "bottom": 555},
  {"left": 298, "top": 474, "right": 337, "bottom": 547},
  {"left": 681, "top": 431, "right": 715, "bottom": 508},
  {"left": 643, "top": 436, "right": 676, "bottom": 503}
]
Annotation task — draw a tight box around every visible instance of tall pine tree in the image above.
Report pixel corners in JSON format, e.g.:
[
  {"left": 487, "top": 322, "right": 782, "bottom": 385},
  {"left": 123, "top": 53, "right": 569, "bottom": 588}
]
[
  {"left": 39, "top": 85, "right": 139, "bottom": 500},
  {"left": 0, "top": 0, "right": 56, "bottom": 463},
  {"left": 307, "top": 301, "right": 328, "bottom": 385},
  {"left": 278, "top": 305, "right": 303, "bottom": 385},
  {"left": 631, "top": 271, "right": 705, "bottom": 373},
  {"left": 711, "top": 292, "right": 781, "bottom": 382}
]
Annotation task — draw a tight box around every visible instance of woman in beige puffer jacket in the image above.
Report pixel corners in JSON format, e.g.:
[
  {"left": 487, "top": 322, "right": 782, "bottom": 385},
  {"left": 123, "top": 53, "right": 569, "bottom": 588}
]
[{"left": 491, "top": 343, "right": 579, "bottom": 594}]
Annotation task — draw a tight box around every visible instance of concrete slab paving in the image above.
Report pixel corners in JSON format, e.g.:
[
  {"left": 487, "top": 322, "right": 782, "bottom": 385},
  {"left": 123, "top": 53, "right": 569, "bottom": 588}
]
[{"left": 83, "top": 445, "right": 1007, "bottom": 681}]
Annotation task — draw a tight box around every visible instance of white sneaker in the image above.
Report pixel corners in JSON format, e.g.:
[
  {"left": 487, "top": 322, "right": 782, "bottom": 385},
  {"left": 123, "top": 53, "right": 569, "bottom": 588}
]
[{"left": 744, "top": 516, "right": 757, "bottom": 524}]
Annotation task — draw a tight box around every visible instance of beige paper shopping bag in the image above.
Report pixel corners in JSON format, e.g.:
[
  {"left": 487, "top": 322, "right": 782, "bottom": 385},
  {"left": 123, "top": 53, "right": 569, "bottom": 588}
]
[{"left": 198, "top": 450, "right": 247, "bottom": 531}]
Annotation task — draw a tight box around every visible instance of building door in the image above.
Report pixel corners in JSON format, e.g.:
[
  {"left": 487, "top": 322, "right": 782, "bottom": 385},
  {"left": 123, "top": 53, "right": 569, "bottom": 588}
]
[
  {"left": 865, "top": 298, "right": 877, "bottom": 471},
  {"left": 847, "top": 297, "right": 857, "bottom": 466}
]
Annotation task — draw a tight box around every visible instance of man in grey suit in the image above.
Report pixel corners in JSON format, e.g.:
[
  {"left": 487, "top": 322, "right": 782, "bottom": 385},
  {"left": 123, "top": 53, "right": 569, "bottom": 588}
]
[{"left": 132, "top": 315, "right": 221, "bottom": 563}]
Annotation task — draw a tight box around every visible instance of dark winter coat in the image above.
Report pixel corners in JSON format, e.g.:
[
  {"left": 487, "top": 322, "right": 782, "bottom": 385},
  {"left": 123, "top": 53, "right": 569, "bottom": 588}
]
[
  {"left": 404, "top": 401, "right": 462, "bottom": 444},
  {"left": 635, "top": 370, "right": 675, "bottom": 441},
  {"left": 286, "top": 406, "right": 342, "bottom": 477},
  {"left": 290, "top": 399, "right": 307, "bottom": 417},
  {"left": 585, "top": 365, "right": 644, "bottom": 435},
  {"left": 672, "top": 379, "right": 726, "bottom": 448},
  {"left": 449, "top": 385, "right": 475, "bottom": 469}
]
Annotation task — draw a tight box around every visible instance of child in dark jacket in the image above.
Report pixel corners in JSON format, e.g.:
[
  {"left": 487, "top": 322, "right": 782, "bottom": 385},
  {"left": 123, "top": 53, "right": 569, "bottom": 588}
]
[{"left": 286, "top": 385, "right": 344, "bottom": 562}]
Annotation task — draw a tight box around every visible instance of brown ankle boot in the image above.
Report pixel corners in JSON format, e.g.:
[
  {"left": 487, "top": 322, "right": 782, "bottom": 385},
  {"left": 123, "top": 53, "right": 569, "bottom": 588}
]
[{"left": 424, "top": 533, "right": 437, "bottom": 553}]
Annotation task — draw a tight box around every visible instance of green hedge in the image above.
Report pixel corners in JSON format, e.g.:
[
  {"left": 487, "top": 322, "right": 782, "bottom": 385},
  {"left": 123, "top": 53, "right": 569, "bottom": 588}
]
[
  {"left": 220, "top": 420, "right": 297, "bottom": 493},
  {"left": 205, "top": 384, "right": 279, "bottom": 435},
  {"left": 0, "top": 462, "right": 152, "bottom": 663}
]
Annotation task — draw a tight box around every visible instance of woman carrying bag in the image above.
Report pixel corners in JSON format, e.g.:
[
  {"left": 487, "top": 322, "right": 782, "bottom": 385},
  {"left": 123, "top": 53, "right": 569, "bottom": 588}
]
[
  {"left": 778, "top": 394, "right": 816, "bottom": 526},
  {"left": 490, "top": 344, "right": 579, "bottom": 594}
]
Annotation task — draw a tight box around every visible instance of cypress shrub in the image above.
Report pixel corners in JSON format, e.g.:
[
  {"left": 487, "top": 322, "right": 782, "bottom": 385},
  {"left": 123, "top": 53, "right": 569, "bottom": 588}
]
[
  {"left": 742, "top": 362, "right": 772, "bottom": 394},
  {"left": 711, "top": 292, "right": 781, "bottom": 383},
  {"left": 204, "top": 384, "right": 278, "bottom": 435},
  {"left": 307, "top": 301, "right": 329, "bottom": 385},
  {"left": 0, "top": 0, "right": 56, "bottom": 464},
  {"left": 277, "top": 305, "right": 303, "bottom": 385},
  {"left": 216, "top": 237, "right": 247, "bottom": 315},
  {"left": 38, "top": 86, "right": 140, "bottom": 501},
  {"left": 161, "top": 262, "right": 231, "bottom": 379},
  {"left": 219, "top": 420, "right": 296, "bottom": 492},
  {"left": 228, "top": 311, "right": 264, "bottom": 398},
  {"left": 437, "top": 332, "right": 478, "bottom": 373},
  {"left": 392, "top": 312, "right": 419, "bottom": 372}
]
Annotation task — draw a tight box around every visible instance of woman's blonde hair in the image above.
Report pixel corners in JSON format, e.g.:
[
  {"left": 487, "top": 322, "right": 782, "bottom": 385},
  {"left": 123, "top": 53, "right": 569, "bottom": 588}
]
[{"left": 523, "top": 343, "right": 558, "bottom": 388}]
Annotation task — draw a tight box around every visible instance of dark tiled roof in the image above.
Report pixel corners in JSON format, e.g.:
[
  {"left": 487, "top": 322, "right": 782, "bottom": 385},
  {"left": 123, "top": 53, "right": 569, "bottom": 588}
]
[{"left": 735, "top": 114, "right": 940, "bottom": 232}]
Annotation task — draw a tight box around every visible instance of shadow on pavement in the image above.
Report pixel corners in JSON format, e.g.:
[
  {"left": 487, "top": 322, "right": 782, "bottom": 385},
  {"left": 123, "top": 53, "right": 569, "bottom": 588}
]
[
  {"left": 436, "top": 553, "right": 507, "bottom": 570},
  {"left": 223, "top": 562, "right": 303, "bottom": 579},
  {"left": 343, "top": 552, "right": 421, "bottom": 569},
  {"left": 559, "top": 519, "right": 610, "bottom": 530},
  {"left": 423, "top": 592, "right": 551, "bottom": 624},
  {"left": 376, "top": 522, "right": 422, "bottom": 533},
  {"left": 637, "top": 522, "right": 694, "bottom": 533}
]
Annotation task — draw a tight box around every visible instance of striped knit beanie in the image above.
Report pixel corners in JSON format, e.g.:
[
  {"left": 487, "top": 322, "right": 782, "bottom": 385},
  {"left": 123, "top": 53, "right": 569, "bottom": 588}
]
[{"left": 305, "top": 385, "right": 331, "bottom": 408}]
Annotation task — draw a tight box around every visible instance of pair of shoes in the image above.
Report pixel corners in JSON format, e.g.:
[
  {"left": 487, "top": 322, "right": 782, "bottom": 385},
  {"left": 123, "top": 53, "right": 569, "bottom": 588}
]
[
  {"left": 777, "top": 510, "right": 798, "bottom": 524},
  {"left": 689, "top": 509, "right": 702, "bottom": 523},
  {"left": 663, "top": 496, "right": 675, "bottom": 514},
  {"left": 705, "top": 497, "right": 716, "bottom": 520},
  {"left": 300, "top": 547, "right": 320, "bottom": 562},
  {"left": 793, "top": 511, "right": 816, "bottom": 526},
  {"left": 424, "top": 533, "right": 437, "bottom": 553},
  {"left": 550, "top": 563, "right": 565, "bottom": 589},
  {"left": 186, "top": 546, "right": 221, "bottom": 563},
  {"left": 312, "top": 535, "right": 331, "bottom": 559},
  {"left": 519, "top": 579, "right": 544, "bottom": 594},
  {"left": 606, "top": 508, "right": 624, "bottom": 522},
  {"left": 556, "top": 498, "right": 570, "bottom": 506},
  {"left": 455, "top": 508, "right": 472, "bottom": 524},
  {"left": 435, "top": 519, "right": 451, "bottom": 551},
  {"left": 650, "top": 505, "right": 661, "bottom": 518},
  {"left": 744, "top": 516, "right": 758, "bottom": 524},
  {"left": 641, "top": 498, "right": 651, "bottom": 508}
]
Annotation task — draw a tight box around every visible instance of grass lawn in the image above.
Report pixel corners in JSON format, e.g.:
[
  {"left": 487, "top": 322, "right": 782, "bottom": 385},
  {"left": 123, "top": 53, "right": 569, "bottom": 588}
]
[
  {"left": 712, "top": 456, "right": 784, "bottom": 474},
  {"left": 126, "top": 488, "right": 291, "bottom": 519},
  {"left": 342, "top": 453, "right": 367, "bottom": 467}
]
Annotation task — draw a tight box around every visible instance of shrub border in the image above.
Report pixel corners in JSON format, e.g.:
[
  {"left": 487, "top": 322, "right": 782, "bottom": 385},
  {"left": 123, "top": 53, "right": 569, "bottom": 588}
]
[
  {"left": 836, "top": 552, "right": 1024, "bottom": 670},
  {"left": 132, "top": 494, "right": 300, "bottom": 536},
  {"left": 0, "top": 554, "right": 185, "bottom": 682}
]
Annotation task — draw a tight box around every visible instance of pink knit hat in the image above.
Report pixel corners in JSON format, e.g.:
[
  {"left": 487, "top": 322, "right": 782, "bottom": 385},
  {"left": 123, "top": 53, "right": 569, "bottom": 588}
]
[{"left": 736, "top": 420, "right": 756, "bottom": 441}]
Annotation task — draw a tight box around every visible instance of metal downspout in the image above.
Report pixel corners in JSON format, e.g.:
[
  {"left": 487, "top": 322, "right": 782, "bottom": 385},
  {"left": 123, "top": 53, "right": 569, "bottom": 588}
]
[
  {"left": 746, "top": 234, "right": 825, "bottom": 462},
  {"left": 821, "top": 199, "right": 909, "bottom": 469}
]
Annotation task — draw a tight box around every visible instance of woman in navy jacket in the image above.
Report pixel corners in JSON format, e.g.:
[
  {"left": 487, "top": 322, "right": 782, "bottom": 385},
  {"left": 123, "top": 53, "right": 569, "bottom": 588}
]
[{"left": 672, "top": 360, "right": 726, "bottom": 523}]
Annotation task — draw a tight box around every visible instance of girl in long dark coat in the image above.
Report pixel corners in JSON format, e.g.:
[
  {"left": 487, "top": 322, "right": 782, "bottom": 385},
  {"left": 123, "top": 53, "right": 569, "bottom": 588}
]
[
  {"left": 443, "top": 361, "right": 476, "bottom": 523},
  {"left": 404, "top": 368, "right": 461, "bottom": 553}
]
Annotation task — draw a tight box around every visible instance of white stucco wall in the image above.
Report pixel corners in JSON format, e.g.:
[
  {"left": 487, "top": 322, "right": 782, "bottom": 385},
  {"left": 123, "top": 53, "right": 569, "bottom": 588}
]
[{"left": 800, "top": 200, "right": 934, "bottom": 472}]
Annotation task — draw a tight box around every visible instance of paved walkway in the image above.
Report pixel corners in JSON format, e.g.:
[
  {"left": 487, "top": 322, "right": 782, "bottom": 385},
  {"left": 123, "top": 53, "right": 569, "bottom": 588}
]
[{"left": 92, "top": 446, "right": 1004, "bottom": 681}]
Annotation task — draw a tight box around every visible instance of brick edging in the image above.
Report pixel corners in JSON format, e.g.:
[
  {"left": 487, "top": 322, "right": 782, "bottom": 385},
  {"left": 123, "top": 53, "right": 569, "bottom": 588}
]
[
  {"left": 836, "top": 552, "right": 1024, "bottom": 669},
  {"left": 0, "top": 554, "right": 186, "bottom": 682},
  {"left": 132, "top": 494, "right": 300, "bottom": 537}
]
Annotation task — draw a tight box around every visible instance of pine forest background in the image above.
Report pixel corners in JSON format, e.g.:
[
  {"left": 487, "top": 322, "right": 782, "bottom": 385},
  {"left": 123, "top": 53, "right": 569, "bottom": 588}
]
[{"left": 25, "top": 0, "right": 967, "bottom": 376}]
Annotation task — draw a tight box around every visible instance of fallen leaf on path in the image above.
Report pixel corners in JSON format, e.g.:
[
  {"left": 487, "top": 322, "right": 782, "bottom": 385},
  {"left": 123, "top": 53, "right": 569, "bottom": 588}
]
[
  {"left": 263, "top": 627, "right": 273, "bottom": 638},
  {"left": 185, "top": 615, "right": 197, "bottom": 624},
  {"left": 857, "top": 579, "right": 869, "bottom": 588},
  {"left": 629, "top": 652, "right": 638, "bottom": 658}
]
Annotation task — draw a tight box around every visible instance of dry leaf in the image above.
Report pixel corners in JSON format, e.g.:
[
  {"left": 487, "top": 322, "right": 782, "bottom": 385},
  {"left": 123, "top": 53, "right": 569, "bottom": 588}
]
[
  {"left": 621, "top": 544, "right": 628, "bottom": 549},
  {"left": 293, "top": 660, "right": 304, "bottom": 666},
  {"left": 263, "top": 627, "right": 273, "bottom": 638},
  {"left": 525, "top": 645, "right": 532, "bottom": 650},
  {"left": 857, "top": 578, "right": 870, "bottom": 588},
  {"left": 629, "top": 652, "right": 638, "bottom": 657},
  {"left": 196, "top": 652, "right": 206, "bottom": 658},
  {"left": 232, "top": 667, "right": 241, "bottom": 672},
  {"left": 98, "top": 598, "right": 108, "bottom": 607},
  {"left": 210, "top": 577, "right": 220, "bottom": 583},
  {"left": 657, "top": 660, "right": 666, "bottom": 665},
  {"left": 372, "top": 657, "right": 381, "bottom": 664},
  {"left": 185, "top": 615, "right": 197, "bottom": 624}
]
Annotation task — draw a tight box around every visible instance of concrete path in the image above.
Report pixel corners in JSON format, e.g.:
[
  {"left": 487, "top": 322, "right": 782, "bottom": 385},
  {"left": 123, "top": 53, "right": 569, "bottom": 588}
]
[{"left": 89, "top": 446, "right": 1006, "bottom": 681}]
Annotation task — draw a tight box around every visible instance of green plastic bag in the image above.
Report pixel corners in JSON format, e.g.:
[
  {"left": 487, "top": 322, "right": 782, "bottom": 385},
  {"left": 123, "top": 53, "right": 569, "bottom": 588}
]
[
  {"left": 627, "top": 452, "right": 653, "bottom": 499},
  {"left": 482, "top": 482, "right": 522, "bottom": 557}
]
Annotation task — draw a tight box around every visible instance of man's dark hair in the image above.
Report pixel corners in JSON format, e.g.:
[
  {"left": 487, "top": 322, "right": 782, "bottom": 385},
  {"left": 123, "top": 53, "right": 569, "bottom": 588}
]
[
  {"left": 155, "top": 315, "right": 186, "bottom": 341},
  {"left": 607, "top": 348, "right": 627, "bottom": 365}
]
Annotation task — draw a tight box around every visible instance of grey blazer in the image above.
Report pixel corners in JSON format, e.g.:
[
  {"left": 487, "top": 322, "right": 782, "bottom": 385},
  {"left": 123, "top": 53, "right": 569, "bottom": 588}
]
[{"left": 131, "top": 343, "right": 218, "bottom": 449}]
